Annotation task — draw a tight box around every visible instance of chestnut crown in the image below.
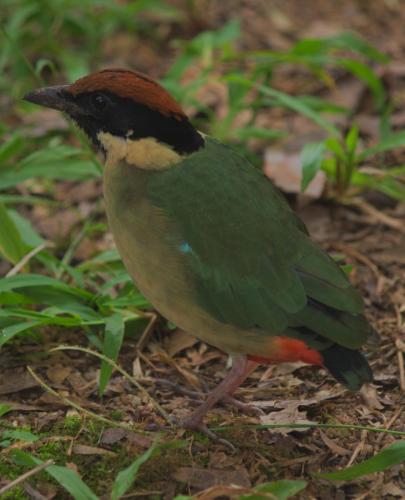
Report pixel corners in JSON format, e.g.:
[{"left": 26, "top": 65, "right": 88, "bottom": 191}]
[{"left": 24, "top": 69, "right": 204, "bottom": 155}]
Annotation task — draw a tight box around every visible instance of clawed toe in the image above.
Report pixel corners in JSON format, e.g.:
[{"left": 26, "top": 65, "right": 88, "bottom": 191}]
[
  {"left": 222, "top": 396, "right": 264, "bottom": 416},
  {"left": 178, "top": 416, "right": 236, "bottom": 451}
]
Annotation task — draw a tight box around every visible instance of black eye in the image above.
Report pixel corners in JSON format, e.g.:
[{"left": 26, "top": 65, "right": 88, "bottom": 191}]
[{"left": 90, "top": 93, "right": 107, "bottom": 112}]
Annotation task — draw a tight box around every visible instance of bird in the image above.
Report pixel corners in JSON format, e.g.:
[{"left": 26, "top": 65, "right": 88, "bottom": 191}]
[{"left": 24, "top": 69, "right": 377, "bottom": 444}]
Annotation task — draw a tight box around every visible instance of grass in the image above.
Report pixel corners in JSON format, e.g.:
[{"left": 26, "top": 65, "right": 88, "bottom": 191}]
[{"left": 0, "top": 0, "right": 405, "bottom": 497}]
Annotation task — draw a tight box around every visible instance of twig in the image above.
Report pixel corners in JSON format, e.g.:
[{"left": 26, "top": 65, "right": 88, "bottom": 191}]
[
  {"left": 376, "top": 407, "right": 402, "bottom": 446},
  {"left": 136, "top": 312, "right": 158, "bottom": 352},
  {"left": 397, "top": 348, "right": 405, "bottom": 392},
  {"left": 0, "top": 459, "right": 53, "bottom": 495},
  {"left": 49, "top": 345, "right": 174, "bottom": 426},
  {"left": 345, "top": 198, "right": 405, "bottom": 233},
  {"left": 6, "top": 242, "right": 52, "bottom": 277},
  {"left": 346, "top": 429, "right": 367, "bottom": 467}
]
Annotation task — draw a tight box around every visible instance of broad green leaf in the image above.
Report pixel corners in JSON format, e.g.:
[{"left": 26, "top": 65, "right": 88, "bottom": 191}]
[
  {"left": 318, "top": 441, "right": 405, "bottom": 480},
  {"left": 0, "top": 204, "right": 30, "bottom": 264},
  {"left": 99, "top": 313, "right": 125, "bottom": 396},
  {"left": 111, "top": 437, "right": 160, "bottom": 500},
  {"left": 241, "top": 480, "right": 307, "bottom": 500},
  {"left": 300, "top": 141, "right": 325, "bottom": 191},
  {"left": 11, "top": 450, "right": 98, "bottom": 500}
]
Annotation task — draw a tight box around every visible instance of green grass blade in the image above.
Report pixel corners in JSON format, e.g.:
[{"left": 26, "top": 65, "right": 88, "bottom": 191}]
[
  {"left": 11, "top": 450, "right": 99, "bottom": 500},
  {"left": 341, "top": 59, "right": 385, "bottom": 110},
  {"left": 242, "top": 480, "right": 307, "bottom": 500},
  {"left": 111, "top": 437, "right": 160, "bottom": 500},
  {"left": 0, "top": 274, "right": 93, "bottom": 300},
  {"left": 0, "top": 320, "right": 41, "bottom": 347},
  {"left": 99, "top": 312, "right": 125, "bottom": 396},
  {"left": 359, "top": 130, "right": 405, "bottom": 160},
  {"left": 258, "top": 84, "right": 339, "bottom": 135},
  {"left": 225, "top": 75, "right": 339, "bottom": 135},
  {"left": 317, "top": 441, "right": 405, "bottom": 480}
]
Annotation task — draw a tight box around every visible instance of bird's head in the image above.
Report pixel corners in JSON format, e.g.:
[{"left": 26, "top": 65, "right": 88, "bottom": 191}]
[{"left": 24, "top": 69, "right": 204, "bottom": 168}]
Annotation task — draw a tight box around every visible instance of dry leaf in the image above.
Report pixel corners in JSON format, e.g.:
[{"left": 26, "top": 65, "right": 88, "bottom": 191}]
[
  {"left": 360, "top": 384, "right": 384, "bottom": 410},
  {"left": 259, "top": 401, "right": 317, "bottom": 434},
  {"left": 164, "top": 329, "right": 199, "bottom": 357},
  {"left": 72, "top": 444, "right": 116, "bottom": 457},
  {"left": 156, "top": 350, "right": 201, "bottom": 390},
  {"left": 46, "top": 365, "right": 72, "bottom": 385},
  {"left": 194, "top": 484, "right": 251, "bottom": 500},
  {"left": 319, "top": 430, "right": 350, "bottom": 456},
  {"left": 100, "top": 428, "right": 128, "bottom": 445},
  {"left": 0, "top": 370, "right": 38, "bottom": 395},
  {"left": 173, "top": 467, "right": 251, "bottom": 490},
  {"left": 0, "top": 400, "right": 44, "bottom": 412}
]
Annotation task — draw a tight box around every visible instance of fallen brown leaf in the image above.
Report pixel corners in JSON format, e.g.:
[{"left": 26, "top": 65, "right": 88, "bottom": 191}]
[
  {"left": 72, "top": 444, "right": 116, "bottom": 457},
  {"left": 173, "top": 466, "right": 251, "bottom": 490},
  {"left": 164, "top": 329, "right": 199, "bottom": 357},
  {"left": 0, "top": 370, "right": 38, "bottom": 395},
  {"left": 259, "top": 400, "right": 317, "bottom": 434}
]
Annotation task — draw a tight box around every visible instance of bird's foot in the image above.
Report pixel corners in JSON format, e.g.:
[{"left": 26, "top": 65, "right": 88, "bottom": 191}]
[
  {"left": 154, "top": 378, "right": 263, "bottom": 417},
  {"left": 173, "top": 415, "right": 236, "bottom": 451},
  {"left": 146, "top": 415, "right": 236, "bottom": 451}
]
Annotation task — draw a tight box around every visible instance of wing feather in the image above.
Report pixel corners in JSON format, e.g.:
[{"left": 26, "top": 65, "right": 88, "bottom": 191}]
[{"left": 148, "top": 138, "right": 372, "bottom": 349}]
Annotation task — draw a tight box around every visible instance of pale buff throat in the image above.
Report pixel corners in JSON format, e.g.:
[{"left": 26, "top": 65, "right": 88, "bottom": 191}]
[{"left": 97, "top": 132, "right": 181, "bottom": 170}]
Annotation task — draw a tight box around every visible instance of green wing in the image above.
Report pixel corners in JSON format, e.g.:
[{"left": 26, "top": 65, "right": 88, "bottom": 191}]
[{"left": 148, "top": 138, "right": 371, "bottom": 350}]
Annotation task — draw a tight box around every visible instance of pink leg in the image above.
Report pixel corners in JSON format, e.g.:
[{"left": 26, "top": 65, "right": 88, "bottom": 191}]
[{"left": 179, "top": 355, "right": 258, "bottom": 448}]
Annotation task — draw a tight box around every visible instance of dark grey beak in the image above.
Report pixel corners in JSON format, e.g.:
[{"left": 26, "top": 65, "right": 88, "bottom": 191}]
[{"left": 23, "top": 85, "right": 80, "bottom": 115}]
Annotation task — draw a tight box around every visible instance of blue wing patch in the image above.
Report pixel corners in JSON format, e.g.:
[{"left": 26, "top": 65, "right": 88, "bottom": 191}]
[{"left": 179, "top": 242, "right": 192, "bottom": 253}]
